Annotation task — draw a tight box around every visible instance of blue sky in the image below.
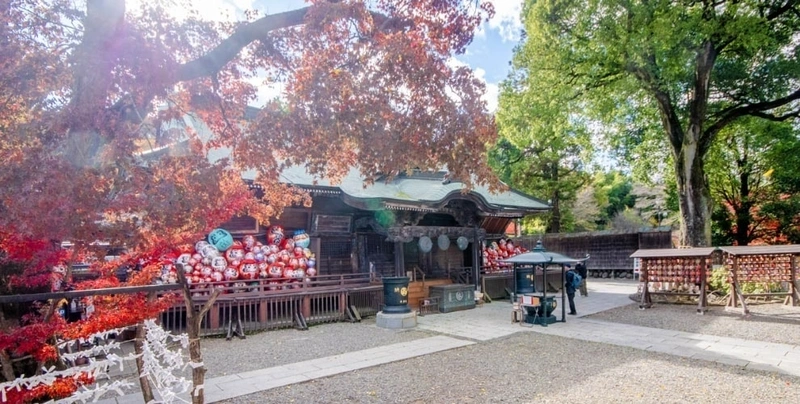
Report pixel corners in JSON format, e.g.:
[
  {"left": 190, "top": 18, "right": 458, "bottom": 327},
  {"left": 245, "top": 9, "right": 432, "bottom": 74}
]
[{"left": 183, "top": 0, "right": 524, "bottom": 112}]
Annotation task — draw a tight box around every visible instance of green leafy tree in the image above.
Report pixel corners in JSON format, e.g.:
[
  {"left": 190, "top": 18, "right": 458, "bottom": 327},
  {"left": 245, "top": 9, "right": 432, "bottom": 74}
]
[
  {"left": 592, "top": 171, "right": 636, "bottom": 228},
  {"left": 706, "top": 118, "right": 797, "bottom": 245},
  {"left": 515, "top": 0, "right": 800, "bottom": 246},
  {"left": 489, "top": 131, "right": 589, "bottom": 233},
  {"left": 759, "top": 131, "right": 800, "bottom": 243},
  {"left": 494, "top": 27, "right": 593, "bottom": 233}
]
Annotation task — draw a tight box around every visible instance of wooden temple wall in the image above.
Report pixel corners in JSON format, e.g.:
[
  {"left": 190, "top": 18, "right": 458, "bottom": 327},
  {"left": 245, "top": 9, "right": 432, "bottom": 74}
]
[{"left": 514, "top": 228, "right": 673, "bottom": 272}]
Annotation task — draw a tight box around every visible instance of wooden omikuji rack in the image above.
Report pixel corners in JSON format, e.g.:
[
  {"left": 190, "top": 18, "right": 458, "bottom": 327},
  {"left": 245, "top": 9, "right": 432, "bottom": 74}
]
[
  {"left": 718, "top": 245, "right": 800, "bottom": 315},
  {"left": 631, "top": 247, "right": 717, "bottom": 314}
]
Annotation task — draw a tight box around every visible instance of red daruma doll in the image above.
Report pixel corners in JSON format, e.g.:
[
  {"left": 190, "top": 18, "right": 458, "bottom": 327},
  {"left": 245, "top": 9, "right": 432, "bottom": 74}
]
[{"left": 268, "top": 225, "right": 284, "bottom": 246}]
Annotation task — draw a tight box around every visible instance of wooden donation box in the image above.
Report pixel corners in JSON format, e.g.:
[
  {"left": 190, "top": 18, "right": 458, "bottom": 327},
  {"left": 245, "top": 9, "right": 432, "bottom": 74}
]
[{"left": 428, "top": 284, "right": 476, "bottom": 313}]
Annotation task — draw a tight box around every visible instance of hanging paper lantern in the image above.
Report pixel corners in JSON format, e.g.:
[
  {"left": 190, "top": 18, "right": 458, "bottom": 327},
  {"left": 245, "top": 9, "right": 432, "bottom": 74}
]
[
  {"left": 457, "top": 236, "right": 469, "bottom": 251},
  {"left": 419, "top": 236, "right": 433, "bottom": 253},
  {"left": 293, "top": 230, "right": 311, "bottom": 248},
  {"left": 208, "top": 228, "right": 234, "bottom": 251},
  {"left": 437, "top": 235, "right": 450, "bottom": 251}
]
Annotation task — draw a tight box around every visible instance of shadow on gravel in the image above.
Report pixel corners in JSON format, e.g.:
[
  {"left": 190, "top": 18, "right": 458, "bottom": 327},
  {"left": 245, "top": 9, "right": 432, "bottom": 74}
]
[{"left": 587, "top": 302, "right": 800, "bottom": 346}]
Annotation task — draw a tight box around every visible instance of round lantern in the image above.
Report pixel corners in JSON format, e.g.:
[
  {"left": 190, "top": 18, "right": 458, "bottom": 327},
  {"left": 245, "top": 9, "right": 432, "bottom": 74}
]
[
  {"left": 208, "top": 228, "right": 234, "bottom": 251},
  {"left": 457, "top": 236, "right": 469, "bottom": 251},
  {"left": 419, "top": 236, "right": 433, "bottom": 253},
  {"left": 437, "top": 235, "right": 450, "bottom": 251}
]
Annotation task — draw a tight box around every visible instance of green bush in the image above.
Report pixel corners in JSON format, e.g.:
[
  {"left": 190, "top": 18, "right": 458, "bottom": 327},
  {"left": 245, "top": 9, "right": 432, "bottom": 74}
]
[
  {"left": 708, "top": 266, "right": 784, "bottom": 295},
  {"left": 708, "top": 266, "right": 731, "bottom": 295}
]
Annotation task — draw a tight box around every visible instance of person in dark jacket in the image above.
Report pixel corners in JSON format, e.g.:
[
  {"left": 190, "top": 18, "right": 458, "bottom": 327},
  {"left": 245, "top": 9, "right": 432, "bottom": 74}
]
[
  {"left": 565, "top": 265, "right": 577, "bottom": 315},
  {"left": 575, "top": 262, "right": 588, "bottom": 297}
]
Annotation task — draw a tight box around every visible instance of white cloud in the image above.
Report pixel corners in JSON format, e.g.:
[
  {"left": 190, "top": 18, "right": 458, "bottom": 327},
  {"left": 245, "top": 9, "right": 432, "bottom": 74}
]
[
  {"left": 487, "top": 0, "right": 523, "bottom": 42},
  {"left": 473, "top": 68, "right": 499, "bottom": 113}
]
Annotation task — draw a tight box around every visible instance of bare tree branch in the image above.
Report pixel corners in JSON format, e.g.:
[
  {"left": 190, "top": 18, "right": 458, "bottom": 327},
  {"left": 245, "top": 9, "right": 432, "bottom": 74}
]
[{"left": 175, "top": 5, "right": 401, "bottom": 82}]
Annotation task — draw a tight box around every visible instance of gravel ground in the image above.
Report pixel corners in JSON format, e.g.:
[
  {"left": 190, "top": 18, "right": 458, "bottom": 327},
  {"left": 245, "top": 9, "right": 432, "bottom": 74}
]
[
  {"left": 98, "top": 293, "right": 800, "bottom": 403},
  {"left": 588, "top": 302, "right": 800, "bottom": 346},
  {"left": 219, "top": 332, "right": 800, "bottom": 404},
  {"left": 201, "top": 320, "right": 435, "bottom": 378}
]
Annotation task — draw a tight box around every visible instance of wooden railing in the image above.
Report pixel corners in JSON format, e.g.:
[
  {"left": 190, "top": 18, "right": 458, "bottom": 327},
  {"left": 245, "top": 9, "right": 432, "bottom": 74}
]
[
  {"left": 447, "top": 266, "right": 473, "bottom": 285},
  {"left": 160, "top": 273, "right": 383, "bottom": 336}
]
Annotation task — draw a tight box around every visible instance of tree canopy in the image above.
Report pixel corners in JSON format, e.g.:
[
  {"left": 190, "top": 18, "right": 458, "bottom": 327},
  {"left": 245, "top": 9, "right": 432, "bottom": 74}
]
[
  {"left": 506, "top": 0, "right": 800, "bottom": 246},
  {"left": 1, "top": 0, "right": 497, "bottom": 268},
  {"left": 1, "top": 0, "right": 498, "bottom": 398}
]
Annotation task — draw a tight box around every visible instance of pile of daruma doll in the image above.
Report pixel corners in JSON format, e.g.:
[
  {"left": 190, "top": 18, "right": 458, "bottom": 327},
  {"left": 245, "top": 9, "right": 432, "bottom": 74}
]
[
  {"left": 481, "top": 239, "right": 528, "bottom": 273},
  {"left": 158, "top": 226, "right": 316, "bottom": 293}
]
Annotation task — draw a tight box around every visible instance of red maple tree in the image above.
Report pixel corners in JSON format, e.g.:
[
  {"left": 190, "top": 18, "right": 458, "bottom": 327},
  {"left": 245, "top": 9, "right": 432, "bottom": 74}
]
[{"left": 2, "top": 1, "right": 498, "bottom": 402}]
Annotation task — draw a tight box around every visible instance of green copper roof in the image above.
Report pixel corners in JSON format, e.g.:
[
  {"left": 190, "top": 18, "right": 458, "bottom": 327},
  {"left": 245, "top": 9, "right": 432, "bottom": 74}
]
[
  {"left": 279, "top": 165, "right": 550, "bottom": 214},
  {"left": 145, "top": 114, "right": 549, "bottom": 215}
]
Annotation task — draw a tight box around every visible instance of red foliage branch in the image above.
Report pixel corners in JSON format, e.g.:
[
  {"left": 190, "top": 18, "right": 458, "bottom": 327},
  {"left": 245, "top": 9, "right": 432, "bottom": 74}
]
[{"left": 2, "top": 373, "right": 95, "bottom": 404}]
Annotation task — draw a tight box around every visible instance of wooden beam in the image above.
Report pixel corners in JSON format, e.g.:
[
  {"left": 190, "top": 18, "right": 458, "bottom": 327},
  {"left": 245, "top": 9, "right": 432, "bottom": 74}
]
[{"left": 0, "top": 284, "right": 182, "bottom": 304}]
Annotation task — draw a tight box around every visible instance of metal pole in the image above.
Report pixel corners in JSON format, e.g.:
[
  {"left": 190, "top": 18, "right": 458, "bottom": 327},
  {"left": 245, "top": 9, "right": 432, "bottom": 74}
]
[{"left": 561, "top": 265, "right": 566, "bottom": 322}]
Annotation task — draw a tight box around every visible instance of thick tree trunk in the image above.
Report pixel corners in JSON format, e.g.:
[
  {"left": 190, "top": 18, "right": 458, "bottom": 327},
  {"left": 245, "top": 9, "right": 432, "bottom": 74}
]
[
  {"left": 547, "top": 163, "right": 561, "bottom": 233},
  {"left": 187, "top": 320, "right": 206, "bottom": 404},
  {"left": 133, "top": 322, "right": 155, "bottom": 403},
  {"left": 548, "top": 192, "right": 561, "bottom": 233},
  {"left": 177, "top": 270, "right": 220, "bottom": 404},
  {"left": 674, "top": 141, "right": 713, "bottom": 247},
  {"left": 0, "top": 349, "right": 14, "bottom": 382},
  {"left": 735, "top": 169, "right": 752, "bottom": 246}
]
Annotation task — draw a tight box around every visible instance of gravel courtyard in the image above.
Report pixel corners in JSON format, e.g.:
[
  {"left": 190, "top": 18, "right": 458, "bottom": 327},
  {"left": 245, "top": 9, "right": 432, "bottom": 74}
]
[
  {"left": 218, "top": 330, "right": 800, "bottom": 404},
  {"left": 206, "top": 298, "right": 800, "bottom": 404},
  {"left": 98, "top": 280, "right": 800, "bottom": 404}
]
